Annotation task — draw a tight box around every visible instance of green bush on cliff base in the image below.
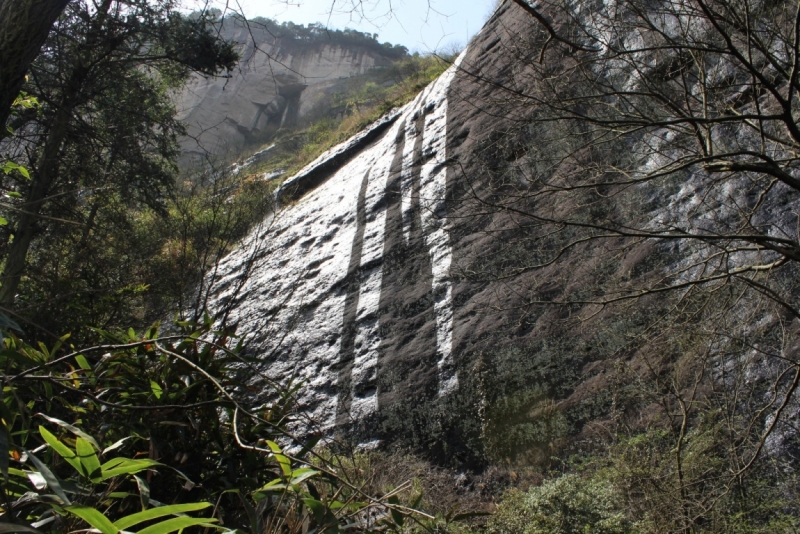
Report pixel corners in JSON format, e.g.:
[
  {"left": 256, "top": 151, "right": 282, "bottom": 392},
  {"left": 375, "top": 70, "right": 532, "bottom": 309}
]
[
  {"left": 0, "top": 316, "right": 439, "bottom": 533},
  {"left": 488, "top": 474, "right": 631, "bottom": 534}
]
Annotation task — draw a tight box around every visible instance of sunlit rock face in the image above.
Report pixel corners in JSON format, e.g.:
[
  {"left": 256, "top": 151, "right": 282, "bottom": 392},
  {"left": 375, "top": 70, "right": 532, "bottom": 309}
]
[
  {"left": 206, "top": 3, "right": 531, "bottom": 455},
  {"left": 208, "top": 56, "right": 462, "bottom": 439},
  {"left": 175, "top": 18, "right": 399, "bottom": 164},
  {"left": 207, "top": 0, "right": 800, "bottom": 464}
]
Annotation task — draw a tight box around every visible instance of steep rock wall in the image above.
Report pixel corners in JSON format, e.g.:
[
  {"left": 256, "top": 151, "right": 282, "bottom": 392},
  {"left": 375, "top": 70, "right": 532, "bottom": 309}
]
[
  {"left": 207, "top": 0, "right": 800, "bottom": 464},
  {"left": 206, "top": 3, "right": 536, "bottom": 453}
]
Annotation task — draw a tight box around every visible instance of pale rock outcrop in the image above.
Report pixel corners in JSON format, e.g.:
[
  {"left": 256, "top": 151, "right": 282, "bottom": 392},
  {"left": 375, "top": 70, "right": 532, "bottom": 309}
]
[{"left": 175, "top": 18, "right": 399, "bottom": 164}]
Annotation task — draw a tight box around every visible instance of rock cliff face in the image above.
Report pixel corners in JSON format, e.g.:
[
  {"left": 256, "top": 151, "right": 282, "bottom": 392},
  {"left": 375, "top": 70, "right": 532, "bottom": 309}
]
[
  {"left": 207, "top": 3, "right": 553, "bottom": 457},
  {"left": 175, "top": 18, "right": 399, "bottom": 164},
  {"left": 206, "top": 0, "right": 800, "bottom": 464}
]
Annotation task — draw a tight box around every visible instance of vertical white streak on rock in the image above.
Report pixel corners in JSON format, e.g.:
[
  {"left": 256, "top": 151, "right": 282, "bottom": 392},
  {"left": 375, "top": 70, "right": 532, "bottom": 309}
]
[
  {"left": 399, "top": 85, "right": 434, "bottom": 245},
  {"left": 418, "top": 51, "right": 467, "bottom": 395},
  {"left": 399, "top": 114, "right": 418, "bottom": 245},
  {"left": 347, "top": 119, "right": 405, "bottom": 420}
]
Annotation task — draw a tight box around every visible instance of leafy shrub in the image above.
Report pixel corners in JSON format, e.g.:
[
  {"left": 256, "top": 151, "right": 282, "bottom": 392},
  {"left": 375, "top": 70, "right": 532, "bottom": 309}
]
[
  {"left": 488, "top": 474, "right": 631, "bottom": 534},
  {"left": 0, "top": 316, "right": 431, "bottom": 533}
]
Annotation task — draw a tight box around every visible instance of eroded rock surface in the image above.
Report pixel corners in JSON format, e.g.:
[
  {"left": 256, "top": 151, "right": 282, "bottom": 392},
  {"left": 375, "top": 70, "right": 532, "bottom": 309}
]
[{"left": 207, "top": 1, "right": 800, "bottom": 464}]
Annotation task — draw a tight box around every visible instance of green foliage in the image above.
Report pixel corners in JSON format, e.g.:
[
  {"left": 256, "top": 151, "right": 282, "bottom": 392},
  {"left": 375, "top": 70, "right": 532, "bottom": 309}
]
[
  {"left": 0, "top": 93, "right": 37, "bottom": 227},
  {"left": 488, "top": 474, "right": 631, "bottom": 534},
  {"left": 0, "top": 0, "right": 240, "bottom": 325},
  {"left": 246, "top": 17, "right": 409, "bottom": 58},
  {"left": 0, "top": 316, "right": 433, "bottom": 533},
  {"left": 4, "top": 424, "right": 216, "bottom": 534}
]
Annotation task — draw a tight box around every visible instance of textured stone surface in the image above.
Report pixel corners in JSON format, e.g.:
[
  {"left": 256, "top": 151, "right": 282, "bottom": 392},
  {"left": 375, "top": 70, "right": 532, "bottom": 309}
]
[
  {"left": 208, "top": 47, "right": 467, "bottom": 437},
  {"left": 206, "top": 0, "right": 800, "bottom": 460},
  {"left": 205, "top": 3, "right": 576, "bottom": 447}
]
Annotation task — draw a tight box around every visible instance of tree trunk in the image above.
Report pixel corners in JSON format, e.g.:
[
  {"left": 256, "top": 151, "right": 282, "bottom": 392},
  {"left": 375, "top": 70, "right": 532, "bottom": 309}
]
[
  {"left": 0, "top": 106, "right": 71, "bottom": 306},
  {"left": 0, "top": 0, "right": 70, "bottom": 131}
]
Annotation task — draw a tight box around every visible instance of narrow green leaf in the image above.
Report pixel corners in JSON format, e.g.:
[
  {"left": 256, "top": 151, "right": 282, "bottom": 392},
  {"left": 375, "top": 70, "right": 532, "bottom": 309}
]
[
  {"left": 102, "top": 436, "right": 131, "bottom": 455},
  {"left": 296, "top": 435, "right": 320, "bottom": 459},
  {"left": 150, "top": 381, "right": 163, "bottom": 399},
  {"left": 256, "top": 478, "right": 287, "bottom": 492},
  {"left": 37, "top": 415, "right": 100, "bottom": 450},
  {"left": 289, "top": 468, "right": 320, "bottom": 485},
  {"left": 1, "top": 163, "right": 29, "bottom": 179},
  {"left": 265, "top": 442, "right": 292, "bottom": 477},
  {"left": 25, "top": 452, "right": 71, "bottom": 505},
  {"left": 38, "top": 426, "right": 83, "bottom": 476},
  {"left": 134, "top": 474, "right": 150, "bottom": 509},
  {"left": 74, "top": 355, "right": 91, "bottom": 370},
  {"left": 235, "top": 491, "right": 260, "bottom": 534},
  {"left": 388, "top": 496, "right": 404, "bottom": 527},
  {"left": 0, "top": 523, "right": 44, "bottom": 534},
  {"left": 301, "top": 498, "right": 326, "bottom": 525},
  {"left": 309, "top": 484, "right": 326, "bottom": 506},
  {"left": 76, "top": 438, "right": 101, "bottom": 481},
  {"left": 100, "top": 457, "right": 126, "bottom": 471},
  {"left": 65, "top": 505, "right": 119, "bottom": 534},
  {"left": 100, "top": 458, "right": 161, "bottom": 480},
  {"left": 136, "top": 516, "right": 217, "bottom": 534},
  {"left": 276, "top": 454, "right": 291, "bottom": 477},
  {"left": 114, "top": 502, "right": 211, "bottom": 530}
]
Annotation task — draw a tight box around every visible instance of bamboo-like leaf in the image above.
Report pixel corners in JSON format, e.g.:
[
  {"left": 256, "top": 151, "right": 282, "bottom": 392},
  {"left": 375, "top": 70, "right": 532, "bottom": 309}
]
[
  {"left": 388, "top": 496, "right": 404, "bottom": 526},
  {"left": 149, "top": 381, "right": 163, "bottom": 399},
  {"left": 136, "top": 516, "right": 217, "bottom": 534},
  {"left": 25, "top": 452, "right": 71, "bottom": 505},
  {"left": 76, "top": 438, "right": 101, "bottom": 481},
  {"left": 37, "top": 415, "right": 100, "bottom": 450},
  {"left": 114, "top": 502, "right": 211, "bottom": 530},
  {"left": 134, "top": 474, "right": 150, "bottom": 509},
  {"left": 74, "top": 355, "right": 92, "bottom": 371},
  {"left": 233, "top": 491, "right": 260, "bottom": 534},
  {"left": 265, "top": 441, "right": 292, "bottom": 477},
  {"left": 102, "top": 436, "right": 132, "bottom": 455},
  {"left": 65, "top": 505, "right": 119, "bottom": 534},
  {"left": 289, "top": 468, "right": 320, "bottom": 486},
  {"left": 0, "top": 522, "right": 43, "bottom": 534},
  {"left": 255, "top": 478, "right": 287, "bottom": 492},
  {"left": 100, "top": 458, "right": 161, "bottom": 480},
  {"left": 38, "top": 426, "right": 83, "bottom": 476},
  {"left": 301, "top": 498, "right": 326, "bottom": 525}
]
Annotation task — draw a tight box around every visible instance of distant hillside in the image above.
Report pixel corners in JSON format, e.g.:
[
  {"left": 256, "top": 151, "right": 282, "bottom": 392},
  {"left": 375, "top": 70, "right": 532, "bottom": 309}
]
[{"left": 175, "top": 15, "right": 410, "bottom": 166}]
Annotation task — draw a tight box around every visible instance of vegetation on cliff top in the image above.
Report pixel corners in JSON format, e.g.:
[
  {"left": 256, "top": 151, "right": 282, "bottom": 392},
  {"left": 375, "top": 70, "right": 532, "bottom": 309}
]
[
  {"left": 246, "top": 16, "right": 410, "bottom": 59},
  {"left": 238, "top": 52, "right": 455, "bottom": 181}
]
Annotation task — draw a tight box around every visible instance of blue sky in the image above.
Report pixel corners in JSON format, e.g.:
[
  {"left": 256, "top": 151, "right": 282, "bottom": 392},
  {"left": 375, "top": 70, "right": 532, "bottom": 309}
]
[{"left": 192, "top": 0, "right": 496, "bottom": 53}]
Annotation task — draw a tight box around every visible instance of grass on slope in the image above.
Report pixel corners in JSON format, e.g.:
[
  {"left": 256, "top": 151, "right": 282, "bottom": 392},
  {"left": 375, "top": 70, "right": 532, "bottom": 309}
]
[{"left": 242, "top": 54, "right": 455, "bottom": 181}]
